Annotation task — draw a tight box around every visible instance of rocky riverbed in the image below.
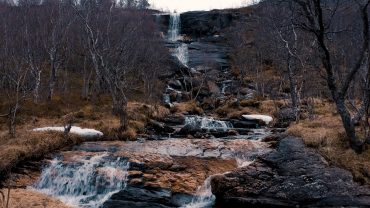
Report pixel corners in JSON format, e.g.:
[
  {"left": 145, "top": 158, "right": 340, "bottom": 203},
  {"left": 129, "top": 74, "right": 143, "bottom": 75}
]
[
  {"left": 211, "top": 137, "right": 370, "bottom": 207},
  {"left": 26, "top": 138, "right": 271, "bottom": 207}
]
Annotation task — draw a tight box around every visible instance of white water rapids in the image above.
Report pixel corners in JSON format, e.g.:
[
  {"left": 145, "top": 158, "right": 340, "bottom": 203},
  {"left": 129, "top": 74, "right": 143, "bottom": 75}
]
[
  {"left": 185, "top": 116, "right": 233, "bottom": 130},
  {"left": 32, "top": 153, "right": 129, "bottom": 208},
  {"left": 182, "top": 176, "right": 216, "bottom": 208}
]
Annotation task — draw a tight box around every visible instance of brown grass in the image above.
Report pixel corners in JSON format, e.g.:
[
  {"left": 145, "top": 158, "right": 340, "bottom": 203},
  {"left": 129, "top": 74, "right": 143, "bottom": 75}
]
[
  {"left": 1, "top": 188, "right": 70, "bottom": 208},
  {"left": 0, "top": 97, "right": 170, "bottom": 183},
  {"left": 172, "top": 101, "right": 204, "bottom": 115},
  {"left": 288, "top": 101, "right": 370, "bottom": 185},
  {"left": 214, "top": 99, "right": 287, "bottom": 119},
  {"left": 0, "top": 130, "right": 84, "bottom": 182}
]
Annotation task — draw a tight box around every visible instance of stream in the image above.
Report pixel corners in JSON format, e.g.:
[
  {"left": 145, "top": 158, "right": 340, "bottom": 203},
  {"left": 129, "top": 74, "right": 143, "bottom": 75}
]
[
  {"left": 28, "top": 12, "right": 274, "bottom": 208},
  {"left": 30, "top": 116, "right": 272, "bottom": 207}
]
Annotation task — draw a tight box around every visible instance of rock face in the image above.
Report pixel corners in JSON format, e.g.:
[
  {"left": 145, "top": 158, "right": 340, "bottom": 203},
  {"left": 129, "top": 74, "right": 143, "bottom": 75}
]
[
  {"left": 103, "top": 186, "right": 190, "bottom": 208},
  {"left": 211, "top": 137, "right": 370, "bottom": 207},
  {"left": 81, "top": 139, "right": 271, "bottom": 207},
  {"left": 180, "top": 10, "right": 241, "bottom": 37}
]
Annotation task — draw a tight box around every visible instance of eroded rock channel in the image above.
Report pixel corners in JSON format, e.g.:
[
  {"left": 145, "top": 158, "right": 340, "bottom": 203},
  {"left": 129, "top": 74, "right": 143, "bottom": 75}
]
[{"left": 31, "top": 138, "right": 271, "bottom": 207}]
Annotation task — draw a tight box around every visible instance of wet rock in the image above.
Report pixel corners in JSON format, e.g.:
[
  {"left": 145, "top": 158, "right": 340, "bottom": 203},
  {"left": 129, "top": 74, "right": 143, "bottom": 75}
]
[
  {"left": 161, "top": 114, "right": 185, "bottom": 125},
  {"left": 180, "top": 11, "right": 241, "bottom": 37},
  {"left": 128, "top": 171, "right": 143, "bottom": 179},
  {"left": 182, "top": 76, "right": 202, "bottom": 90},
  {"left": 147, "top": 120, "right": 175, "bottom": 135},
  {"left": 211, "top": 137, "right": 370, "bottom": 207},
  {"left": 105, "top": 186, "right": 195, "bottom": 207},
  {"left": 67, "top": 139, "right": 270, "bottom": 199},
  {"left": 103, "top": 186, "right": 181, "bottom": 208},
  {"left": 230, "top": 119, "right": 260, "bottom": 128},
  {"left": 168, "top": 80, "right": 183, "bottom": 90},
  {"left": 178, "top": 124, "right": 204, "bottom": 136},
  {"left": 208, "top": 129, "right": 232, "bottom": 138}
]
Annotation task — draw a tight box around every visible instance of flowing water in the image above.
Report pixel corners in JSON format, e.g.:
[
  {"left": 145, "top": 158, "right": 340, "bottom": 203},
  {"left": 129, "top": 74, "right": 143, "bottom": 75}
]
[
  {"left": 185, "top": 116, "right": 233, "bottom": 130},
  {"left": 168, "top": 13, "right": 181, "bottom": 42},
  {"left": 182, "top": 176, "right": 216, "bottom": 208},
  {"left": 32, "top": 153, "right": 129, "bottom": 208},
  {"left": 168, "top": 12, "right": 189, "bottom": 67},
  {"left": 176, "top": 43, "right": 189, "bottom": 66}
]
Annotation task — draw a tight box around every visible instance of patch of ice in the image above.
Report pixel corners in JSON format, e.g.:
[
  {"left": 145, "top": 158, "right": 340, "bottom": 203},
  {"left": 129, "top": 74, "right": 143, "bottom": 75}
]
[
  {"left": 242, "top": 114, "right": 273, "bottom": 125},
  {"left": 33, "top": 126, "right": 103, "bottom": 138}
]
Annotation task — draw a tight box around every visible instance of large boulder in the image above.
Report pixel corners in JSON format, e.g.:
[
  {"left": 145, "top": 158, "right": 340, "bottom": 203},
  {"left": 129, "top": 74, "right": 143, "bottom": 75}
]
[
  {"left": 211, "top": 137, "right": 370, "bottom": 207},
  {"left": 178, "top": 124, "right": 204, "bottom": 136},
  {"left": 146, "top": 120, "right": 175, "bottom": 135},
  {"left": 103, "top": 185, "right": 191, "bottom": 208},
  {"left": 161, "top": 114, "right": 185, "bottom": 126}
]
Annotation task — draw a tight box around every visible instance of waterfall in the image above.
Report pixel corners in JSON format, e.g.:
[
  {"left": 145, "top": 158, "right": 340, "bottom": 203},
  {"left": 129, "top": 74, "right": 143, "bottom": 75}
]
[
  {"left": 168, "top": 13, "right": 181, "bottom": 42},
  {"left": 185, "top": 116, "right": 233, "bottom": 130},
  {"left": 168, "top": 12, "right": 189, "bottom": 67},
  {"left": 182, "top": 176, "right": 215, "bottom": 208},
  {"left": 32, "top": 153, "right": 129, "bottom": 208},
  {"left": 176, "top": 43, "right": 189, "bottom": 67}
]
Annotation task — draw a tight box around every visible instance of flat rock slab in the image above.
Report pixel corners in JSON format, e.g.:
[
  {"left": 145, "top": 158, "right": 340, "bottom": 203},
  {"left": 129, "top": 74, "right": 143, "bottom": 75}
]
[
  {"left": 211, "top": 136, "right": 370, "bottom": 207},
  {"left": 77, "top": 139, "right": 271, "bottom": 161}
]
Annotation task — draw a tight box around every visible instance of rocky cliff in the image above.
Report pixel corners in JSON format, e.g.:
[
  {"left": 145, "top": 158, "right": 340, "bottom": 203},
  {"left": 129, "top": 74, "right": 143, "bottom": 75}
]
[{"left": 180, "top": 10, "right": 241, "bottom": 37}]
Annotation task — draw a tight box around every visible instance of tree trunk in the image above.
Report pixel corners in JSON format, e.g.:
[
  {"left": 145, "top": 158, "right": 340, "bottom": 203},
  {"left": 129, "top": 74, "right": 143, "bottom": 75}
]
[
  {"left": 8, "top": 106, "right": 17, "bottom": 138},
  {"left": 335, "top": 98, "right": 363, "bottom": 152},
  {"left": 287, "top": 58, "right": 300, "bottom": 121},
  {"left": 48, "top": 64, "right": 57, "bottom": 101},
  {"left": 33, "top": 70, "right": 42, "bottom": 103},
  {"left": 112, "top": 97, "right": 128, "bottom": 132}
]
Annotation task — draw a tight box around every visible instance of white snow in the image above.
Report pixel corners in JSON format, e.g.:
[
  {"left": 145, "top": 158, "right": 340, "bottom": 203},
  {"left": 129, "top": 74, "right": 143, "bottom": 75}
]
[
  {"left": 33, "top": 126, "right": 103, "bottom": 138},
  {"left": 242, "top": 115, "right": 273, "bottom": 125}
]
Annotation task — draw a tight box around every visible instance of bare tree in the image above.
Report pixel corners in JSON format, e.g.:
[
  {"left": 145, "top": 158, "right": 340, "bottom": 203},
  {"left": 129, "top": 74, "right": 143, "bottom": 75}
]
[
  {"left": 73, "top": 0, "right": 166, "bottom": 132},
  {"left": 41, "top": 1, "right": 74, "bottom": 101},
  {"left": 291, "top": 0, "right": 370, "bottom": 152}
]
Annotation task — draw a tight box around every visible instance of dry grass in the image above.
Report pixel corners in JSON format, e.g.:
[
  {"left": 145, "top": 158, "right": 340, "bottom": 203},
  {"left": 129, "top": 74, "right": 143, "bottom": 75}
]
[
  {"left": 288, "top": 116, "right": 344, "bottom": 148},
  {"left": 0, "top": 98, "right": 170, "bottom": 182},
  {"left": 288, "top": 101, "right": 370, "bottom": 185},
  {"left": 1, "top": 188, "right": 70, "bottom": 208},
  {"left": 172, "top": 101, "right": 204, "bottom": 115},
  {"left": 215, "top": 99, "right": 288, "bottom": 119},
  {"left": 0, "top": 130, "right": 84, "bottom": 182}
]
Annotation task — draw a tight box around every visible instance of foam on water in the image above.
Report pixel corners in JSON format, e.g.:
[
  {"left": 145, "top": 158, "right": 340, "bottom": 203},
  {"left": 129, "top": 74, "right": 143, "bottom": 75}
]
[
  {"left": 32, "top": 153, "right": 129, "bottom": 208},
  {"left": 185, "top": 116, "right": 233, "bottom": 130},
  {"left": 182, "top": 176, "right": 215, "bottom": 208}
]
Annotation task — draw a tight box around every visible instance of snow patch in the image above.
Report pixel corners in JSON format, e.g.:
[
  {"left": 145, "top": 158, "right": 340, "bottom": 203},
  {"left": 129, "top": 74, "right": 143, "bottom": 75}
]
[
  {"left": 33, "top": 126, "right": 103, "bottom": 138},
  {"left": 242, "top": 115, "right": 273, "bottom": 125}
]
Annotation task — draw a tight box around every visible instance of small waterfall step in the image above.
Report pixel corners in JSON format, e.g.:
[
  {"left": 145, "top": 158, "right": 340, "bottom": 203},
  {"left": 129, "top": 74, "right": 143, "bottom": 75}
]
[{"left": 32, "top": 152, "right": 129, "bottom": 208}]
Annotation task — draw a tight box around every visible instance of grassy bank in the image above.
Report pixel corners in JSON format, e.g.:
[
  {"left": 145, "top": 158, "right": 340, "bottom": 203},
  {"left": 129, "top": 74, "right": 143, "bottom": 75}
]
[
  {"left": 288, "top": 100, "right": 370, "bottom": 185},
  {"left": 0, "top": 96, "right": 169, "bottom": 184}
]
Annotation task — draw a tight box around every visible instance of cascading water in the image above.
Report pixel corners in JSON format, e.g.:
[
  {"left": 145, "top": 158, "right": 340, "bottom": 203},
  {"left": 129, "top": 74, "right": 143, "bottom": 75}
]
[
  {"left": 168, "top": 12, "right": 189, "bottom": 67},
  {"left": 168, "top": 13, "right": 180, "bottom": 42},
  {"left": 182, "top": 176, "right": 216, "bottom": 208},
  {"left": 185, "top": 116, "right": 233, "bottom": 130},
  {"left": 176, "top": 43, "right": 189, "bottom": 67},
  {"left": 32, "top": 153, "right": 129, "bottom": 208}
]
